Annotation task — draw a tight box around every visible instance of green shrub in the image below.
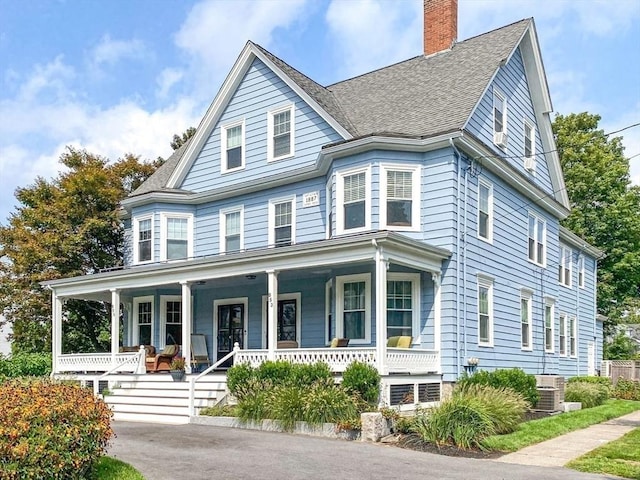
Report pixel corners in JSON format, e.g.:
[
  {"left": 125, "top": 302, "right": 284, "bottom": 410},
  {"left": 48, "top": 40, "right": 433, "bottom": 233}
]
[
  {"left": 458, "top": 368, "right": 539, "bottom": 406},
  {"left": 0, "top": 353, "right": 52, "bottom": 378},
  {"left": 302, "top": 379, "right": 359, "bottom": 425},
  {"left": 236, "top": 389, "right": 272, "bottom": 423},
  {"left": 613, "top": 378, "right": 640, "bottom": 401},
  {"left": 290, "top": 362, "right": 332, "bottom": 386},
  {"left": 564, "top": 381, "right": 609, "bottom": 408},
  {"left": 454, "top": 384, "right": 527, "bottom": 434},
  {"left": 227, "top": 363, "right": 256, "bottom": 400},
  {"left": 0, "top": 378, "right": 112, "bottom": 479},
  {"left": 567, "top": 376, "right": 612, "bottom": 388},
  {"left": 268, "top": 385, "right": 306, "bottom": 431},
  {"left": 341, "top": 361, "right": 380, "bottom": 405},
  {"left": 256, "top": 360, "right": 294, "bottom": 386},
  {"left": 199, "top": 404, "right": 238, "bottom": 417}
]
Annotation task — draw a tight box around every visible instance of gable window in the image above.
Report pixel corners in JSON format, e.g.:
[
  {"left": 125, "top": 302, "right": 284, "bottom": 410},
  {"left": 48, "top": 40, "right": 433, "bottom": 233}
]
[
  {"left": 528, "top": 213, "right": 545, "bottom": 266},
  {"left": 220, "top": 207, "right": 243, "bottom": 253},
  {"left": 559, "top": 246, "right": 572, "bottom": 287},
  {"left": 578, "top": 256, "right": 585, "bottom": 288},
  {"left": 559, "top": 313, "right": 567, "bottom": 356},
  {"left": 478, "top": 181, "right": 493, "bottom": 242},
  {"left": 160, "top": 296, "right": 182, "bottom": 347},
  {"left": 387, "top": 273, "right": 420, "bottom": 342},
  {"left": 524, "top": 119, "right": 535, "bottom": 157},
  {"left": 268, "top": 105, "right": 295, "bottom": 161},
  {"left": 521, "top": 290, "right": 532, "bottom": 350},
  {"left": 269, "top": 196, "right": 295, "bottom": 247},
  {"left": 336, "top": 273, "right": 371, "bottom": 344},
  {"left": 493, "top": 89, "right": 507, "bottom": 148},
  {"left": 221, "top": 121, "right": 245, "bottom": 172},
  {"left": 544, "top": 299, "right": 554, "bottom": 353},
  {"left": 381, "top": 165, "right": 420, "bottom": 230},
  {"left": 569, "top": 316, "right": 577, "bottom": 357},
  {"left": 160, "top": 213, "right": 193, "bottom": 261},
  {"left": 134, "top": 216, "right": 153, "bottom": 263},
  {"left": 336, "top": 167, "right": 370, "bottom": 234},
  {"left": 133, "top": 296, "right": 154, "bottom": 346},
  {"left": 477, "top": 275, "right": 494, "bottom": 346}
]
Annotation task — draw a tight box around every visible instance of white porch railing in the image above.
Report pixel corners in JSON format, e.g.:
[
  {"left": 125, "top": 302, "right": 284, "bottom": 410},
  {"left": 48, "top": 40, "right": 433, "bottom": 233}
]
[
  {"left": 56, "top": 351, "right": 143, "bottom": 374},
  {"left": 387, "top": 348, "right": 439, "bottom": 373}
]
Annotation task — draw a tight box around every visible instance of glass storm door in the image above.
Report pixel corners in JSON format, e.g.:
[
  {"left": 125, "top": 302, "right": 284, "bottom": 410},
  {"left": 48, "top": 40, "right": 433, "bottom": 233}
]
[{"left": 217, "top": 304, "right": 245, "bottom": 366}]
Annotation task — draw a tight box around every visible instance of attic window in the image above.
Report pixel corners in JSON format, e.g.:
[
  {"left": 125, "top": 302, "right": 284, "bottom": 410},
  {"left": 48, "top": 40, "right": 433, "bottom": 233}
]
[
  {"left": 222, "top": 121, "right": 245, "bottom": 173},
  {"left": 268, "top": 105, "right": 295, "bottom": 162},
  {"left": 493, "top": 89, "right": 507, "bottom": 148}
]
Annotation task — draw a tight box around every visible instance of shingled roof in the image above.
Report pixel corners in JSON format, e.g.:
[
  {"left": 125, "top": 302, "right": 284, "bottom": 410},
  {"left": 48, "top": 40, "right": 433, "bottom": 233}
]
[{"left": 130, "top": 139, "right": 193, "bottom": 197}]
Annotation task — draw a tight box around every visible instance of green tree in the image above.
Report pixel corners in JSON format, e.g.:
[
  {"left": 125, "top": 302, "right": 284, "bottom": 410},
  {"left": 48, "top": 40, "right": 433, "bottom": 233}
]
[
  {"left": 170, "top": 126, "right": 196, "bottom": 150},
  {"left": 554, "top": 113, "right": 640, "bottom": 333},
  {"left": 0, "top": 148, "right": 158, "bottom": 353},
  {"left": 604, "top": 332, "right": 639, "bottom": 360}
]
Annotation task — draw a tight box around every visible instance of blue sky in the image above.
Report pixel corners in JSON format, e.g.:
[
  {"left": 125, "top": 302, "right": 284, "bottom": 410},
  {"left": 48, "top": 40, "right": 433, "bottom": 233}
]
[{"left": 0, "top": 0, "right": 639, "bottom": 225}]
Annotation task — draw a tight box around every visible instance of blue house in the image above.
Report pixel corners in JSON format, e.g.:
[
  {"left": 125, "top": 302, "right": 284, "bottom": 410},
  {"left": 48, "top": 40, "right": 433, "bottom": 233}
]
[{"left": 46, "top": 0, "right": 603, "bottom": 417}]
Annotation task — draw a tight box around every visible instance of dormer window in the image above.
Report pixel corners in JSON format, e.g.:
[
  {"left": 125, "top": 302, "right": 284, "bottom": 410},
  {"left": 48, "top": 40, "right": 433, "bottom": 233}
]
[
  {"left": 268, "top": 105, "right": 295, "bottom": 162},
  {"left": 221, "top": 121, "right": 245, "bottom": 172}
]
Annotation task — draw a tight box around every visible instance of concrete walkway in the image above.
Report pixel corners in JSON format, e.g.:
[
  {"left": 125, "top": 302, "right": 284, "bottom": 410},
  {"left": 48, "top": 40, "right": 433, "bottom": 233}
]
[{"left": 495, "top": 409, "right": 640, "bottom": 467}]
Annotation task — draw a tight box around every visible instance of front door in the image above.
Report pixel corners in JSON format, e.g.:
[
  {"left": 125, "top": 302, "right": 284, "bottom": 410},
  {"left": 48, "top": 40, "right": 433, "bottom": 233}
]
[{"left": 216, "top": 303, "right": 245, "bottom": 366}]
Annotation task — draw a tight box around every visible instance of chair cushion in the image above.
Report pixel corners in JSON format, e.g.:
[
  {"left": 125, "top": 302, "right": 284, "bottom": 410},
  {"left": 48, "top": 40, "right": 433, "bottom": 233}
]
[
  {"left": 397, "top": 336, "right": 412, "bottom": 348},
  {"left": 330, "top": 337, "right": 339, "bottom": 348},
  {"left": 387, "top": 336, "right": 400, "bottom": 347},
  {"left": 162, "top": 344, "right": 179, "bottom": 356}
]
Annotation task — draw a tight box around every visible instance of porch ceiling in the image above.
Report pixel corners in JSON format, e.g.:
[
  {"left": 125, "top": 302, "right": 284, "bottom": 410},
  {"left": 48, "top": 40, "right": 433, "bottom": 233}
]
[{"left": 43, "top": 231, "right": 451, "bottom": 299}]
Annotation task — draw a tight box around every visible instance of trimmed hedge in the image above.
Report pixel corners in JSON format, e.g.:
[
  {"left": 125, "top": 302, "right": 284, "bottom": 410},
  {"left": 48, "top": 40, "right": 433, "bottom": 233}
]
[
  {"left": 0, "top": 378, "right": 113, "bottom": 479},
  {"left": 457, "top": 368, "right": 539, "bottom": 406},
  {"left": 341, "top": 361, "right": 380, "bottom": 406},
  {"left": 565, "top": 381, "right": 609, "bottom": 408}
]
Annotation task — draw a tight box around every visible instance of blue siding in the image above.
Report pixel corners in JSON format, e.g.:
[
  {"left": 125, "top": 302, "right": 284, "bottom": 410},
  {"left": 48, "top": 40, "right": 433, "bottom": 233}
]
[{"left": 466, "top": 47, "right": 554, "bottom": 196}]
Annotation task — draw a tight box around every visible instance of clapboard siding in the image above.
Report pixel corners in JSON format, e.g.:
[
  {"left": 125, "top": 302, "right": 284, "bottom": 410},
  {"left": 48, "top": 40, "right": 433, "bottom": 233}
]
[{"left": 466, "top": 47, "right": 553, "bottom": 196}]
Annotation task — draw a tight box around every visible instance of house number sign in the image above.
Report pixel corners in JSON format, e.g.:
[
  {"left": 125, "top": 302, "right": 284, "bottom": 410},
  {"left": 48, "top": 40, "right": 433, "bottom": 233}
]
[{"left": 303, "top": 191, "right": 319, "bottom": 207}]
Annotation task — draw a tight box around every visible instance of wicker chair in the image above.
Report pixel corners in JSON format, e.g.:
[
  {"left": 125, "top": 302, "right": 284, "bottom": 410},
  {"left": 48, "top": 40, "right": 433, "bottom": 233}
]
[{"left": 146, "top": 344, "right": 179, "bottom": 372}]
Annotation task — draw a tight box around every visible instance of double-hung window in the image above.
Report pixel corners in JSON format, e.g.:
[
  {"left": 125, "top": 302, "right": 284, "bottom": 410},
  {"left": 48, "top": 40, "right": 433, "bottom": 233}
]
[
  {"left": 336, "top": 274, "right": 371, "bottom": 344},
  {"left": 493, "top": 89, "right": 507, "bottom": 148},
  {"left": 381, "top": 165, "right": 420, "bottom": 230},
  {"left": 477, "top": 275, "right": 494, "bottom": 346},
  {"left": 559, "top": 246, "right": 572, "bottom": 287},
  {"left": 269, "top": 197, "right": 295, "bottom": 247},
  {"left": 133, "top": 296, "right": 154, "bottom": 346},
  {"left": 578, "top": 256, "right": 585, "bottom": 288},
  {"left": 160, "top": 296, "right": 182, "bottom": 347},
  {"left": 221, "top": 121, "right": 245, "bottom": 172},
  {"left": 386, "top": 273, "right": 420, "bottom": 341},
  {"left": 336, "top": 167, "right": 370, "bottom": 234},
  {"left": 559, "top": 314, "right": 567, "bottom": 356},
  {"left": 521, "top": 290, "right": 533, "bottom": 350},
  {"left": 220, "top": 207, "right": 243, "bottom": 253},
  {"left": 160, "top": 213, "right": 193, "bottom": 261},
  {"left": 569, "top": 317, "right": 577, "bottom": 357},
  {"left": 528, "top": 213, "right": 545, "bottom": 265},
  {"left": 544, "top": 299, "right": 554, "bottom": 352},
  {"left": 524, "top": 120, "right": 535, "bottom": 169},
  {"left": 268, "top": 105, "right": 294, "bottom": 161},
  {"left": 134, "top": 216, "right": 153, "bottom": 263},
  {"left": 478, "top": 181, "right": 493, "bottom": 242}
]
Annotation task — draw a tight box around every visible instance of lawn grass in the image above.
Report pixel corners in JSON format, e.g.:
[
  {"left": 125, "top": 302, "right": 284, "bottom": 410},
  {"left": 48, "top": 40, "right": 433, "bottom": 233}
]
[
  {"left": 482, "top": 399, "right": 640, "bottom": 452},
  {"left": 567, "top": 428, "right": 640, "bottom": 480},
  {"left": 92, "top": 456, "right": 145, "bottom": 480}
]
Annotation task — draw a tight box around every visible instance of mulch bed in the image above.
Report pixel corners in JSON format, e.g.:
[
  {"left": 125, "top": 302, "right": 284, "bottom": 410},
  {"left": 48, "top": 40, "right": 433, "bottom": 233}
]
[{"left": 395, "top": 434, "right": 504, "bottom": 459}]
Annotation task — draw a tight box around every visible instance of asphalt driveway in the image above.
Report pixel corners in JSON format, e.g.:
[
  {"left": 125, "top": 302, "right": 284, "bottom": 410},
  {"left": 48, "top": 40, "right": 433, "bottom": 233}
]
[{"left": 109, "top": 421, "right": 611, "bottom": 480}]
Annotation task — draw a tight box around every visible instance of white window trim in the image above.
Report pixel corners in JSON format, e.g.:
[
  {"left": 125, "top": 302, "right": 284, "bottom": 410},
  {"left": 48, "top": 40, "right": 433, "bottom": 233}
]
[
  {"left": 379, "top": 163, "right": 421, "bottom": 232},
  {"left": 221, "top": 119, "right": 246, "bottom": 173},
  {"left": 569, "top": 316, "right": 578, "bottom": 358},
  {"left": 559, "top": 245, "right": 572, "bottom": 288},
  {"left": 528, "top": 212, "right": 546, "bottom": 267},
  {"left": 267, "top": 104, "right": 295, "bottom": 162},
  {"left": 132, "top": 214, "right": 154, "bottom": 265},
  {"left": 477, "top": 179, "right": 493, "bottom": 243},
  {"left": 213, "top": 297, "right": 249, "bottom": 352},
  {"left": 477, "top": 274, "right": 494, "bottom": 347},
  {"left": 268, "top": 195, "right": 296, "bottom": 247},
  {"left": 524, "top": 118, "right": 536, "bottom": 159},
  {"left": 387, "top": 272, "right": 421, "bottom": 345},
  {"left": 261, "top": 292, "right": 302, "bottom": 348},
  {"left": 520, "top": 289, "right": 533, "bottom": 351},
  {"left": 159, "top": 212, "right": 193, "bottom": 262},
  {"left": 544, "top": 297, "right": 555, "bottom": 353},
  {"left": 335, "top": 166, "right": 371, "bottom": 235},
  {"left": 559, "top": 313, "right": 568, "bottom": 357},
  {"left": 493, "top": 88, "right": 508, "bottom": 145},
  {"left": 325, "top": 178, "right": 333, "bottom": 240},
  {"left": 325, "top": 279, "right": 333, "bottom": 345},
  {"left": 578, "top": 256, "right": 585, "bottom": 289},
  {"left": 159, "top": 295, "right": 181, "bottom": 349},
  {"left": 219, "top": 205, "right": 244, "bottom": 254},
  {"left": 133, "top": 296, "right": 154, "bottom": 346},
  {"left": 336, "top": 273, "right": 371, "bottom": 345}
]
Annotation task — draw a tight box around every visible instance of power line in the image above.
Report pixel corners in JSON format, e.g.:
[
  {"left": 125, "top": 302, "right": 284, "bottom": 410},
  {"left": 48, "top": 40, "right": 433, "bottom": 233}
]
[{"left": 605, "top": 122, "right": 640, "bottom": 137}]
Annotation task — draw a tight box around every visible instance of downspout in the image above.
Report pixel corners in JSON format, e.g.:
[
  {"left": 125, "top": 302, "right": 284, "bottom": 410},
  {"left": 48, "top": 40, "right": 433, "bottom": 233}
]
[
  {"left": 462, "top": 157, "right": 469, "bottom": 365},
  {"left": 576, "top": 252, "right": 581, "bottom": 376},
  {"left": 450, "top": 138, "right": 464, "bottom": 378}
]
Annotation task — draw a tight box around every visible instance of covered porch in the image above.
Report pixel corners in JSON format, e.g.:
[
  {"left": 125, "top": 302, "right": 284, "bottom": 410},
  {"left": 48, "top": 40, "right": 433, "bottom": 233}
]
[{"left": 46, "top": 232, "right": 450, "bottom": 379}]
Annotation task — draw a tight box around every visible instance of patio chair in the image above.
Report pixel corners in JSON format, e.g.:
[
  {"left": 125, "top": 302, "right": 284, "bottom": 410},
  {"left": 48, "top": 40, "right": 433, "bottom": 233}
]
[
  {"left": 146, "top": 344, "right": 179, "bottom": 372},
  {"left": 329, "top": 338, "right": 350, "bottom": 348},
  {"left": 191, "top": 334, "right": 211, "bottom": 371}
]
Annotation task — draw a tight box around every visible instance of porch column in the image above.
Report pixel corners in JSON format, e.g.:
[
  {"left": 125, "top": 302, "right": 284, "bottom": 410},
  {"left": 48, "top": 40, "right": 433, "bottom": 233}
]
[
  {"left": 266, "top": 270, "right": 278, "bottom": 360},
  {"left": 432, "top": 273, "right": 442, "bottom": 372},
  {"left": 181, "top": 281, "right": 193, "bottom": 374},
  {"left": 51, "top": 290, "right": 63, "bottom": 374},
  {"left": 110, "top": 289, "right": 120, "bottom": 367},
  {"left": 375, "top": 246, "right": 388, "bottom": 375}
]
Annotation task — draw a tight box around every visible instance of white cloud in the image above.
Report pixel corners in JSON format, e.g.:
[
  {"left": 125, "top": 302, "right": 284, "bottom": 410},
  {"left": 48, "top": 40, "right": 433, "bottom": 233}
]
[
  {"left": 602, "top": 105, "right": 640, "bottom": 186},
  {"left": 156, "top": 68, "right": 185, "bottom": 100},
  {"left": 325, "top": 0, "right": 422, "bottom": 78},
  {"left": 90, "top": 35, "right": 147, "bottom": 68},
  {"left": 15, "top": 56, "right": 75, "bottom": 103}
]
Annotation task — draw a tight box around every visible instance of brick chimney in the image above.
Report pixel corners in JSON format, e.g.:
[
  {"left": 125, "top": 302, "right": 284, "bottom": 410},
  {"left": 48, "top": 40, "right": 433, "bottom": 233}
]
[{"left": 424, "top": 0, "right": 458, "bottom": 56}]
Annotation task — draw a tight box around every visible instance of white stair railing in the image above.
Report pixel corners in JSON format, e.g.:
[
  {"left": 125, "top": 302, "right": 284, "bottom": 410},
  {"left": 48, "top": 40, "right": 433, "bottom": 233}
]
[
  {"left": 94, "top": 346, "right": 146, "bottom": 396},
  {"left": 189, "top": 343, "right": 240, "bottom": 416}
]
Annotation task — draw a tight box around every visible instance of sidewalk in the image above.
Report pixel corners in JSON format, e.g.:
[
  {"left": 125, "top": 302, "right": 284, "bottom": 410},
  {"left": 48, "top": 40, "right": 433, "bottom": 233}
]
[{"left": 494, "top": 409, "right": 640, "bottom": 467}]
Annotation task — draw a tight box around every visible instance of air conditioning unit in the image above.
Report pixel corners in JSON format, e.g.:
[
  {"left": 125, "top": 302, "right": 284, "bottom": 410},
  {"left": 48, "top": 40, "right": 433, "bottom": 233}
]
[
  {"left": 493, "top": 131, "right": 508, "bottom": 148},
  {"left": 524, "top": 156, "right": 536, "bottom": 171},
  {"left": 535, "top": 387, "right": 561, "bottom": 412}
]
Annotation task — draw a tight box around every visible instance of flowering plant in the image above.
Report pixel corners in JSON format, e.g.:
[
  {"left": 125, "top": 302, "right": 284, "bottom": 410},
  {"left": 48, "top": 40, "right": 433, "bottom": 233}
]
[{"left": 467, "top": 357, "right": 479, "bottom": 366}]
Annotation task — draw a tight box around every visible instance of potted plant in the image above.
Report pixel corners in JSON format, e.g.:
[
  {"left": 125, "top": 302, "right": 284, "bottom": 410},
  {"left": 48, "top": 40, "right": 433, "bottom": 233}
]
[{"left": 169, "top": 357, "right": 186, "bottom": 381}]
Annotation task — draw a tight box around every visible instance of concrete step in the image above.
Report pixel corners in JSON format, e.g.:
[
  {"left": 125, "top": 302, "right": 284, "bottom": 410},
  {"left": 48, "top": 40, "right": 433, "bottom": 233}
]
[
  {"left": 106, "top": 395, "right": 213, "bottom": 408},
  {"left": 109, "top": 402, "right": 190, "bottom": 416},
  {"left": 109, "top": 388, "right": 220, "bottom": 400},
  {"left": 113, "top": 380, "right": 227, "bottom": 391},
  {"left": 113, "top": 411, "right": 189, "bottom": 425}
]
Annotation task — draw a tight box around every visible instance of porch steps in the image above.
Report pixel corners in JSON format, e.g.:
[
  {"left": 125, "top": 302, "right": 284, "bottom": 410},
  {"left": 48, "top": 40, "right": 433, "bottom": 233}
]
[{"left": 102, "top": 373, "right": 228, "bottom": 424}]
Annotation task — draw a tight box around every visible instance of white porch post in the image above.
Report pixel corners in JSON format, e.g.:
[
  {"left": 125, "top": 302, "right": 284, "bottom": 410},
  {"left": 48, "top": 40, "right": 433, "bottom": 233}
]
[
  {"left": 181, "top": 281, "right": 193, "bottom": 374},
  {"left": 375, "top": 246, "right": 388, "bottom": 376},
  {"left": 432, "top": 273, "right": 442, "bottom": 373},
  {"left": 267, "top": 270, "right": 279, "bottom": 360},
  {"left": 110, "top": 289, "right": 120, "bottom": 367},
  {"left": 51, "top": 290, "right": 63, "bottom": 374}
]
